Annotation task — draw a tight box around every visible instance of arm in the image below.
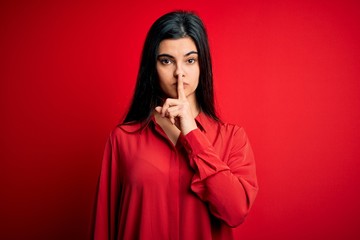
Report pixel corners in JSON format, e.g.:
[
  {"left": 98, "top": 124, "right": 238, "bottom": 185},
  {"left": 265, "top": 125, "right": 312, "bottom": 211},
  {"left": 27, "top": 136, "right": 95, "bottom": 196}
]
[
  {"left": 155, "top": 74, "right": 258, "bottom": 226},
  {"left": 179, "top": 126, "right": 258, "bottom": 227},
  {"left": 92, "top": 133, "right": 121, "bottom": 240}
]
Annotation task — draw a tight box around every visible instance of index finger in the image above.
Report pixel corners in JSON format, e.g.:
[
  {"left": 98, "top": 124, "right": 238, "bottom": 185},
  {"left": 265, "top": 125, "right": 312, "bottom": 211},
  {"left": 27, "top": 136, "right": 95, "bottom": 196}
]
[{"left": 177, "top": 76, "right": 186, "bottom": 100}]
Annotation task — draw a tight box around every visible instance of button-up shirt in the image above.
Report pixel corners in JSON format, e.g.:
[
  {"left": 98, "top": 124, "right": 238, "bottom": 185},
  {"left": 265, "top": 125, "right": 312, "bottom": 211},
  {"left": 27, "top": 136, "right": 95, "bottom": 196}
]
[{"left": 92, "top": 112, "right": 258, "bottom": 240}]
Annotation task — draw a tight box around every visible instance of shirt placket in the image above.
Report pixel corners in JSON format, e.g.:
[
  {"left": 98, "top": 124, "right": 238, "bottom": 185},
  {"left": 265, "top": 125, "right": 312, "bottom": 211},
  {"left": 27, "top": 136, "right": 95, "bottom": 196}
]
[
  {"left": 169, "top": 145, "right": 180, "bottom": 240},
  {"left": 153, "top": 123, "right": 180, "bottom": 240}
]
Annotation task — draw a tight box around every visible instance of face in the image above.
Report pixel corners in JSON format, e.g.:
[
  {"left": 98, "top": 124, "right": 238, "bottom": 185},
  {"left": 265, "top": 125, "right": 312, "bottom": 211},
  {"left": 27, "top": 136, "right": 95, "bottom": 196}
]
[{"left": 156, "top": 37, "right": 200, "bottom": 101}]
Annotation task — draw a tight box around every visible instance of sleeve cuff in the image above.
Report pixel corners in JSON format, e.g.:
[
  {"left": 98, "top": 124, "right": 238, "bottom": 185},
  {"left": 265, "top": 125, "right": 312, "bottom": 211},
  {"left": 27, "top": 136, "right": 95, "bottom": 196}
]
[
  {"left": 179, "top": 128, "right": 230, "bottom": 180},
  {"left": 180, "top": 128, "right": 212, "bottom": 156}
]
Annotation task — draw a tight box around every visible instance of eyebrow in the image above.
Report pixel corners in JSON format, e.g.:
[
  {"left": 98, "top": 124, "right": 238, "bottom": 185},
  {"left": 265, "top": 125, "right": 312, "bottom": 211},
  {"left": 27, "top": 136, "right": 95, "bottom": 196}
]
[{"left": 157, "top": 51, "right": 198, "bottom": 59}]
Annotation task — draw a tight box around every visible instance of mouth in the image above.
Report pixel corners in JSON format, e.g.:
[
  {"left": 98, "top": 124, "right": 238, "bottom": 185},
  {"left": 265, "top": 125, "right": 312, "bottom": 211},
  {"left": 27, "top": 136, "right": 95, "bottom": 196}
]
[{"left": 172, "top": 82, "right": 189, "bottom": 86}]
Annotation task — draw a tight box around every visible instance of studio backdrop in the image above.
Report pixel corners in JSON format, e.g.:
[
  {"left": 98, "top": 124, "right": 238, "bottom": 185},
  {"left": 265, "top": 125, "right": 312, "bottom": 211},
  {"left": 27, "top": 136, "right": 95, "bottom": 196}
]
[{"left": 1, "top": 0, "right": 359, "bottom": 239}]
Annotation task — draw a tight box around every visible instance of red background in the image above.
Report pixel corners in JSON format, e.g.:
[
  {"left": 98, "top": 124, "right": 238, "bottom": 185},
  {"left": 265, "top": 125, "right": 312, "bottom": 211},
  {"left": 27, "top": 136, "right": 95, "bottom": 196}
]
[{"left": 1, "top": 0, "right": 360, "bottom": 239}]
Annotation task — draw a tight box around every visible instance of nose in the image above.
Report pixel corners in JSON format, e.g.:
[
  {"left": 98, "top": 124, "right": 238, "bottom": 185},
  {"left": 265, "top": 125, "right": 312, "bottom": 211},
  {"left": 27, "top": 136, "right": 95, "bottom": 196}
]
[{"left": 174, "top": 63, "right": 185, "bottom": 79}]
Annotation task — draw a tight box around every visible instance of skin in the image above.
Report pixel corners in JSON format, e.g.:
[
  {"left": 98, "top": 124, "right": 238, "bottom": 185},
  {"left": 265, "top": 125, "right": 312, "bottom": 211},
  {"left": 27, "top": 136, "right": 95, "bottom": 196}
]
[{"left": 154, "top": 37, "right": 200, "bottom": 143}]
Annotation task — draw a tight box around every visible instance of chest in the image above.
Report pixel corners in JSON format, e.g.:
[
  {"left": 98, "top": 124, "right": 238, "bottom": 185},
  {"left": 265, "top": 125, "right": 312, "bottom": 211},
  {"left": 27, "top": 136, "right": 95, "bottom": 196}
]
[
  {"left": 117, "top": 131, "right": 192, "bottom": 188},
  {"left": 115, "top": 126, "right": 232, "bottom": 189}
]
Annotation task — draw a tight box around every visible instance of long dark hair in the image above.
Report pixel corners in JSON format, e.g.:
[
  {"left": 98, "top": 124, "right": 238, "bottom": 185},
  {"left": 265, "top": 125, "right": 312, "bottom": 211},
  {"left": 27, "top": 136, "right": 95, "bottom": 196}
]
[{"left": 123, "top": 10, "right": 220, "bottom": 125}]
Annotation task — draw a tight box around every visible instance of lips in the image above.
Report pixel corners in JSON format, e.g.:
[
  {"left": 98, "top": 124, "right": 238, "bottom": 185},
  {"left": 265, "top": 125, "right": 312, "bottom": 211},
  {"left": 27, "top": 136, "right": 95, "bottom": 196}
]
[{"left": 172, "top": 82, "right": 189, "bottom": 86}]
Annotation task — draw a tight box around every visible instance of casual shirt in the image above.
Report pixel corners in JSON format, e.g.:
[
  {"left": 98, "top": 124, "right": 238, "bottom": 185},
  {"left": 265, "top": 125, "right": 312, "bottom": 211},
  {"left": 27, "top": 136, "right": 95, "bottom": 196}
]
[{"left": 92, "top": 112, "right": 258, "bottom": 240}]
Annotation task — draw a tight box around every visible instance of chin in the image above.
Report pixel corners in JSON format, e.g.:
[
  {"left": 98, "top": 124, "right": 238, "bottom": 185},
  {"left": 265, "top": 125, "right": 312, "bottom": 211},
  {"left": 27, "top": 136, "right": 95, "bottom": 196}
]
[{"left": 161, "top": 92, "right": 176, "bottom": 99}]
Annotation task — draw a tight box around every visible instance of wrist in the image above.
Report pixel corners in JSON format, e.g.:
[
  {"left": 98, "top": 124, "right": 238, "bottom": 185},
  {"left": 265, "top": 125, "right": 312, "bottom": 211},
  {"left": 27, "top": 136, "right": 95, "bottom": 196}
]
[{"left": 181, "top": 120, "right": 197, "bottom": 135}]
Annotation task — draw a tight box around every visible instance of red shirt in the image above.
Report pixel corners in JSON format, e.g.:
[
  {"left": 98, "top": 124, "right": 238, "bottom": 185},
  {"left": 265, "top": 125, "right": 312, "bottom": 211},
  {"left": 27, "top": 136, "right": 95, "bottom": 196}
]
[{"left": 92, "top": 113, "right": 258, "bottom": 240}]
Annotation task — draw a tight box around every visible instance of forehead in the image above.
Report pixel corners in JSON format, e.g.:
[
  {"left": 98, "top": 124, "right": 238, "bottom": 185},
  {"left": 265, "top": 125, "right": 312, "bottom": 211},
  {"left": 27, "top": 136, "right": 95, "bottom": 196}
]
[{"left": 158, "top": 37, "right": 197, "bottom": 55}]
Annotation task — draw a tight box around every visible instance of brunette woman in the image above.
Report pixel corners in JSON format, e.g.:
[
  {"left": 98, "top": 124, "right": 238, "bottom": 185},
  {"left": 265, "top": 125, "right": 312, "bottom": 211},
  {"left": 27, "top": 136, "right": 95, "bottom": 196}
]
[{"left": 92, "top": 10, "right": 258, "bottom": 240}]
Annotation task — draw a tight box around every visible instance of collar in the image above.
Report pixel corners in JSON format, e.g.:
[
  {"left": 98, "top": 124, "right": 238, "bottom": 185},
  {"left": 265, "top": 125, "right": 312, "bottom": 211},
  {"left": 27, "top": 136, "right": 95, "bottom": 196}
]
[{"left": 194, "top": 112, "right": 209, "bottom": 133}]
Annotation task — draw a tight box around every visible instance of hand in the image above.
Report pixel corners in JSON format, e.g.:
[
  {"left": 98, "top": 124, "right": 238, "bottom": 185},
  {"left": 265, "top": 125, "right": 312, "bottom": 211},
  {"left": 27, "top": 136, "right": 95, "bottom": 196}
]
[{"left": 155, "top": 76, "right": 198, "bottom": 135}]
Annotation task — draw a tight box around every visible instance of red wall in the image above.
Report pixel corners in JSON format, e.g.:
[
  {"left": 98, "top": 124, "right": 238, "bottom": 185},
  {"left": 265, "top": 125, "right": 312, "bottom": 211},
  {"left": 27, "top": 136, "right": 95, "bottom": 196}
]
[{"left": 1, "top": 0, "right": 359, "bottom": 239}]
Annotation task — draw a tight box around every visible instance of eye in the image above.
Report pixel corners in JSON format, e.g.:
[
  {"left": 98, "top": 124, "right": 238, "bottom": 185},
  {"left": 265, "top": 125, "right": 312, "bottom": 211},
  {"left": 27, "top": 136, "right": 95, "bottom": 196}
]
[
  {"left": 187, "top": 58, "right": 197, "bottom": 64},
  {"left": 159, "top": 58, "right": 173, "bottom": 65}
]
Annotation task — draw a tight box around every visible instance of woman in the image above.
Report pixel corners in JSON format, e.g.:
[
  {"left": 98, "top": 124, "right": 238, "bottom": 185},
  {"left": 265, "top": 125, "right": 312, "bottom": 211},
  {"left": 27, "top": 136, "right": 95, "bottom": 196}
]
[{"left": 92, "top": 11, "right": 258, "bottom": 240}]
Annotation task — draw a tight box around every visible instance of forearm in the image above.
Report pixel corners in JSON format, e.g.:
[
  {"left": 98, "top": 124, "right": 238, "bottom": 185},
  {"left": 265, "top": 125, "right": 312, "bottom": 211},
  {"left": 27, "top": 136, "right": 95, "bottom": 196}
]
[{"left": 180, "top": 128, "right": 258, "bottom": 227}]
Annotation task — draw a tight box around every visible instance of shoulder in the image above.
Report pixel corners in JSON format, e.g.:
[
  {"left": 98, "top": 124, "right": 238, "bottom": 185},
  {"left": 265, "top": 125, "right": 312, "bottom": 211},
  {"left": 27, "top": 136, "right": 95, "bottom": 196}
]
[
  {"left": 108, "top": 122, "right": 144, "bottom": 141},
  {"left": 105, "top": 122, "right": 148, "bottom": 154},
  {"left": 217, "top": 121, "right": 250, "bottom": 147},
  {"left": 199, "top": 114, "right": 249, "bottom": 143},
  {"left": 203, "top": 115, "right": 244, "bottom": 136},
  {"left": 198, "top": 113, "right": 241, "bottom": 131},
  {"left": 223, "top": 122, "right": 246, "bottom": 135}
]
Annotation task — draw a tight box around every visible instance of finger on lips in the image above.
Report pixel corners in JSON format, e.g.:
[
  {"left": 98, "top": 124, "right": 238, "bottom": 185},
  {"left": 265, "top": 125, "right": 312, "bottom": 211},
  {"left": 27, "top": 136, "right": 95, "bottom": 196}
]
[
  {"left": 177, "top": 76, "right": 186, "bottom": 100},
  {"left": 155, "top": 76, "right": 187, "bottom": 122}
]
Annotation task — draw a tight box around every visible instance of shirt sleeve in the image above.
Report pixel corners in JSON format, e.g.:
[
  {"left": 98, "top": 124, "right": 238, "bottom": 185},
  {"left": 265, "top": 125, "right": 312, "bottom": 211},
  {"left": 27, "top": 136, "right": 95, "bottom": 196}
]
[
  {"left": 179, "top": 126, "right": 258, "bottom": 227},
  {"left": 91, "top": 132, "right": 121, "bottom": 240}
]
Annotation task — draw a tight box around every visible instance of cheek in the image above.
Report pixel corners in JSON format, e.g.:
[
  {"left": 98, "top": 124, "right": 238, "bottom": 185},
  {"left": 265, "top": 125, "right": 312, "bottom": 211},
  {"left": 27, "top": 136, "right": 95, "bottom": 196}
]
[
  {"left": 157, "top": 69, "right": 174, "bottom": 95},
  {"left": 190, "top": 67, "right": 200, "bottom": 86},
  {"left": 157, "top": 72, "right": 170, "bottom": 87},
  {"left": 157, "top": 66, "right": 171, "bottom": 81}
]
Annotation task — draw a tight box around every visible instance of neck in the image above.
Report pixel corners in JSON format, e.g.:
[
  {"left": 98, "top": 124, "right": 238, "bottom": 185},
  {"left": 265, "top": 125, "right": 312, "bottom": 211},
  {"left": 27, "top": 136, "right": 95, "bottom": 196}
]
[
  {"left": 187, "top": 94, "right": 200, "bottom": 118},
  {"left": 191, "top": 103, "right": 200, "bottom": 118}
]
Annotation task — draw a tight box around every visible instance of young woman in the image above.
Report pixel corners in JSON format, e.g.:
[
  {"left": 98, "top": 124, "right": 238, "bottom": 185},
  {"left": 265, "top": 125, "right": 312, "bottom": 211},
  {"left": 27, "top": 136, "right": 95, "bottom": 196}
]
[{"left": 92, "top": 11, "right": 258, "bottom": 240}]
